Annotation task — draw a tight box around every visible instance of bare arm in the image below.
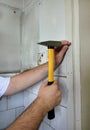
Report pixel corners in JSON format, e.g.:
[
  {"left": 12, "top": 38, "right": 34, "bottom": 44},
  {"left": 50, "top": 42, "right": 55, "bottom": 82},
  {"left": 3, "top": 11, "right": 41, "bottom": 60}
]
[
  {"left": 5, "top": 63, "right": 48, "bottom": 95},
  {"left": 5, "top": 40, "right": 71, "bottom": 130},
  {"left": 4, "top": 40, "right": 71, "bottom": 96},
  {"left": 6, "top": 81, "right": 61, "bottom": 130},
  {"left": 6, "top": 98, "right": 46, "bottom": 130}
]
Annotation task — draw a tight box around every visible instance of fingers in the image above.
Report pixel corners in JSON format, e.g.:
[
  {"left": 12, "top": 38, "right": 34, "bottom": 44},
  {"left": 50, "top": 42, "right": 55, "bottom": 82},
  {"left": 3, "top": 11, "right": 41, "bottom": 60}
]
[
  {"left": 49, "top": 80, "right": 60, "bottom": 91},
  {"left": 52, "top": 80, "right": 59, "bottom": 87},
  {"left": 54, "top": 40, "right": 71, "bottom": 55},
  {"left": 41, "top": 80, "right": 59, "bottom": 89},
  {"left": 59, "top": 45, "right": 69, "bottom": 57},
  {"left": 52, "top": 80, "right": 62, "bottom": 104},
  {"left": 61, "top": 40, "right": 71, "bottom": 46},
  {"left": 55, "top": 45, "right": 69, "bottom": 66},
  {"left": 55, "top": 40, "right": 71, "bottom": 67}
]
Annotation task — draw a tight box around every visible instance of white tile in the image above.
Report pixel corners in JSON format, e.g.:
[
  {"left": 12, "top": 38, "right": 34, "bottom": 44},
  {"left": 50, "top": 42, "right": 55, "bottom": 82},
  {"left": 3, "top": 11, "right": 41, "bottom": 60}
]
[
  {"left": 51, "top": 106, "right": 67, "bottom": 130},
  {"left": 53, "top": 77, "right": 68, "bottom": 107},
  {"left": 39, "top": 122, "right": 53, "bottom": 130},
  {"left": 28, "top": 80, "right": 43, "bottom": 95},
  {"left": 15, "top": 106, "right": 25, "bottom": 118},
  {"left": 24, "top": 90, "right": 30, "bottom": 108},
  {"left": 58, "top": 78, "right": 68, "bottom": 107},
  {"left": 0, "top": 97, "right": 7, "bottom": 111},
  {"left": 39, "top": 122, "right": 44, "bottom": 130},
  {"left": 28, "top": 93, "right": 37, "bottom": 104},
  {"left": 0, "top": 109, "right": 15, "bottom": 129},
  {"left": 8, "top": 92, "right": 24, "bottom": 109},
  {"left": 44, "top": 106, "right": 67, "bottom": 130},
  {"left": 24, "top": 90, "right": 37, "bottom": 108}
]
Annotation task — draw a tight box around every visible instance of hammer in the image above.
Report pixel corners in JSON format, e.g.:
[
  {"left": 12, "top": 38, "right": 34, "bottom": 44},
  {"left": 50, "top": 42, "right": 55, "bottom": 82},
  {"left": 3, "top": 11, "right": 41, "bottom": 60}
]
[{"left": 38, "top": 41, "right": 62, "bottom": 120}]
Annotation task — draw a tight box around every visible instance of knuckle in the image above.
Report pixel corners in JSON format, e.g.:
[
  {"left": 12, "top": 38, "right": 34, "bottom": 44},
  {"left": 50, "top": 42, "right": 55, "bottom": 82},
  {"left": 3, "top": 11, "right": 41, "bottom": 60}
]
[{"left": 58, "top": 89, "right": 62, "bottom": 96}]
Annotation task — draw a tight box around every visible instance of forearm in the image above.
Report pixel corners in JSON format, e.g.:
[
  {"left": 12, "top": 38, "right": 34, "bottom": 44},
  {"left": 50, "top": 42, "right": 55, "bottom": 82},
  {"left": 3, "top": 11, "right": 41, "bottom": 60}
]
[
  {"left": 13, "top": 63, "right": 48, "bottom": 89},
  {"left": 5, "top": 63, "right": 48, "bottom": 95},
  {"left": 6, "top": 98, "right": 47, "bottom": 130},
  {"left": 4, "top": 40, "right": 71, "bottom": 96}
]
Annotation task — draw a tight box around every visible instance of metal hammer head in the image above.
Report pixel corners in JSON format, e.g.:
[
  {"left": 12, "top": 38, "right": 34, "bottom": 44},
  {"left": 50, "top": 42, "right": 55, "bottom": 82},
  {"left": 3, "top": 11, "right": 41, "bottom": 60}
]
[{"left": 37, "top": 41, "right": 62, "bottom": 48}]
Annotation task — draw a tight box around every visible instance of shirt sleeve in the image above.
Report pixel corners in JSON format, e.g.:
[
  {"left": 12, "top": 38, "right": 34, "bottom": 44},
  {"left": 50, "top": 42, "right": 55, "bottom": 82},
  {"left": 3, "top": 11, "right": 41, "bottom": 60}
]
[{"left": 0, "top": 77, "right": 10, "bottom": 97}]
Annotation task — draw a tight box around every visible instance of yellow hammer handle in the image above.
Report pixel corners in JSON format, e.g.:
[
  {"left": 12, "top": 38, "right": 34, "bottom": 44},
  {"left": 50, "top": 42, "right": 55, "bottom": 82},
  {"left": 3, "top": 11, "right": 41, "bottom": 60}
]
[{"left": 48, "top": 48, "right": 54, "bottom": 82}]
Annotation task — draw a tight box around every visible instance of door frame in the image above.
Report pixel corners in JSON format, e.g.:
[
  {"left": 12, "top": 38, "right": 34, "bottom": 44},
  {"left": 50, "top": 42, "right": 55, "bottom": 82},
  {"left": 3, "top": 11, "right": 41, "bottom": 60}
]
[{"left": 66, "top": 0, "right": 81, "bottom": 130}]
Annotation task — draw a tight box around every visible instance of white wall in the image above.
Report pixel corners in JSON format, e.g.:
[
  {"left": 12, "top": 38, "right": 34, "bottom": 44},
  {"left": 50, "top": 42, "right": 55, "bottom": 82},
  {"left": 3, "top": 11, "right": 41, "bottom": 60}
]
[
  {"left": 24, "top": 0, "right": 33, "bottom": 8},
  {"left": 21, "top": 1, "right": 39, "bottom": 70},
  {"left": 0, "top": 0, "right": 23, "bottom": 9},
  {"left": 0, "top": 4, "right": 21, "bottom": 73}
]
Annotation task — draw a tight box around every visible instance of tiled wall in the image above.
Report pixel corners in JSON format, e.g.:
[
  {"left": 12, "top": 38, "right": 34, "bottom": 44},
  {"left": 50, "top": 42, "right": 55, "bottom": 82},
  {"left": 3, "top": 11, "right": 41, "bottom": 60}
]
[
  {"left": 0, "top": 92, "right": 25, "bottom": 129},
  {"left": 0, "top": 76, "right": 68, "bottom": 130},
  {"left": 24, "top": 77, "right": 68, "bottom": 130}
]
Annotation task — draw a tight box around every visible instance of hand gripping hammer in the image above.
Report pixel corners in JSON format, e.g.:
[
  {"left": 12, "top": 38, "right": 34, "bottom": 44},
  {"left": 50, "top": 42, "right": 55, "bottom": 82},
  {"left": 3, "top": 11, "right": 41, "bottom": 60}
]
[{"left": 38, "top": 41, "right": 62, "bottom": 120}]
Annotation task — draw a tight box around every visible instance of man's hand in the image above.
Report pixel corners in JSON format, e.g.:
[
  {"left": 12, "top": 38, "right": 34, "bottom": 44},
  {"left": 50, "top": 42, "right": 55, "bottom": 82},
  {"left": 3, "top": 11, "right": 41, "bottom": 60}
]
[
  {"left": 5, "top": 40, "right": 71, "bottom": 130},
  {"left": 7, "top": 81, "right": 61, "bottom": 130},
  {"left": 55, "top": 40, "right": 71, "bottom": 68},
  {"left": 37, "top": 80, "right": 62, "bottom": 113}
]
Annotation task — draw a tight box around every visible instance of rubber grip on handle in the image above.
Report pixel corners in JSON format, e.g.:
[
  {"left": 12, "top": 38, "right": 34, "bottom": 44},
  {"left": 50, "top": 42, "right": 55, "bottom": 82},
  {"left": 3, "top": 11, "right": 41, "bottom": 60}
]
[
  {"left": 48, "top": 82, "right": 55, "bottom": 120},
  {"left": 48, "top": 108, "right": 55, "bottom": 120}
]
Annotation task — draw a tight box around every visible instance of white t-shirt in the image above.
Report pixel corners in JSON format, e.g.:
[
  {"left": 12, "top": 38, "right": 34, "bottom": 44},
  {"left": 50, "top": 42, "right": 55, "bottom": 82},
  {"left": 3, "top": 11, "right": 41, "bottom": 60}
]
[{"left": 0, "top": 77, "right": 10, "bottom": 97}]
